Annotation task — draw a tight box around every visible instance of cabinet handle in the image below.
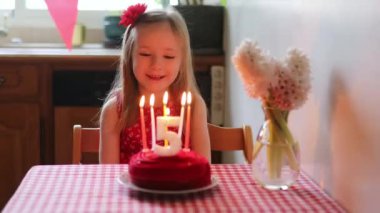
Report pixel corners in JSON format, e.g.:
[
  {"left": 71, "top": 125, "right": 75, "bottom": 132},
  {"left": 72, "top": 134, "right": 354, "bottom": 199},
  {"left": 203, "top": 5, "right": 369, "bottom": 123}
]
[{"left": 0, "top": 76, "right": 5, "bottom": 87}]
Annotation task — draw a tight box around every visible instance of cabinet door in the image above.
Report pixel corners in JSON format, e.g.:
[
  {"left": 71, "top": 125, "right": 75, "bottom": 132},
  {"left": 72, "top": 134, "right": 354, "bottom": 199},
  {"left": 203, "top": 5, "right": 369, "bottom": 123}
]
[
  {"left": 54, "top": 107, "right": 100, "bottom": 164},
  {"left": 0, "top": 104, "right": 40, "bottom": 208},
  {"left": 0, "top": 64, "right": 39, "bottom": 99}
]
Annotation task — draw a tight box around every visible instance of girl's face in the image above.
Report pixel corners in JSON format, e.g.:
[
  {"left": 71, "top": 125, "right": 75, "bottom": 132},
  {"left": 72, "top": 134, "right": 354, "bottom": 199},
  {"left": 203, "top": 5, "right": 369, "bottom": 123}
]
[{"left": 133, "top": 22, "right": 183, "bottom": 97}]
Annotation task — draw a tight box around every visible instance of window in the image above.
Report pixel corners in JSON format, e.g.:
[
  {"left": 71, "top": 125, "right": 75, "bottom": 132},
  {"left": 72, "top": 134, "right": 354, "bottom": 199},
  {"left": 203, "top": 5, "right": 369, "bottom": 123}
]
[
  {"left": 1, "top": 0, "right": 178, "bottom": 28},
  {"left": 2, "top": 0, "right": 179, "bottom": 10},
  {"left": 0, "top": 0, "right": 15, "bottom": 10},
  {"left": 25, "top": 0, "right": 169, "bottom": 10}
]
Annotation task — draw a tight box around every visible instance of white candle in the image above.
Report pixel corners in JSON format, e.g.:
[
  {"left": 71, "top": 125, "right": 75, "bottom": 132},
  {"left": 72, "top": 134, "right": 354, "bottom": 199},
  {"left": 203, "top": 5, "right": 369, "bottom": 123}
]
[
  {"left": 155, "top": 115, "right": 181, "bottom": 156},
  {"left": 184, "top": 92, "right": 192, "bottom": 150},
  {"left": 163, "top": 91, "right": 169, "bottom": 147},
  {"left": 139, "top": 96, "right": 148, "bottom": 151},
  {"left": 150, "top": 94, "right": 156, "bottom": 150},
  {"left": 178, "top": 92, "right": 186, "bottom": 137}
]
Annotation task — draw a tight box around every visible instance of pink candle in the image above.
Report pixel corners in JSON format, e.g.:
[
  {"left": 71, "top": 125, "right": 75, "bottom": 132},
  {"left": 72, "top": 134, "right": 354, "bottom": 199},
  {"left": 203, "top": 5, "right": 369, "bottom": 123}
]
[
  {"left": 184, "top": 92, "right": 192, "bottom": 150},
  {"left": 139, "top": 96, "right": 148, "bottom": 151},
  {"left": 150, "top": 94, "right": 156, "bottom": 149},
  {"left": 163, "top": 91, "right": 169, "bottom": 147},
  {"left": 178, "top": 92, "right": 187, "bottom": 137},
  {"left": 163, "top": 91, "right": 169, "bottom": 115}
]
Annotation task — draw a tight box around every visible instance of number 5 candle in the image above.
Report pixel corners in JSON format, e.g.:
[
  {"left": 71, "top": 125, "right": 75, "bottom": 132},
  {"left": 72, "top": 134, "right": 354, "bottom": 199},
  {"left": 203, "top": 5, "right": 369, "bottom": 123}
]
[{"left": 155, "top": 112, "right": 181, "bottom": 156}]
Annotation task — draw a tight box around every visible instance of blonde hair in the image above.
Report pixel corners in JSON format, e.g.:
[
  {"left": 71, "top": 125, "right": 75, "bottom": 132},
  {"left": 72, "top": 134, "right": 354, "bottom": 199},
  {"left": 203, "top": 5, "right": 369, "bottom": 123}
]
[{"left": 104, "top": 7, "right": 200, "bottom": 127}]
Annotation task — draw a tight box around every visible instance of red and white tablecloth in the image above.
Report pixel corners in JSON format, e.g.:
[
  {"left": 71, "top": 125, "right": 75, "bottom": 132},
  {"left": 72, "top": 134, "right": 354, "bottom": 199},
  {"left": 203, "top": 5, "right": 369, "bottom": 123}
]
[{"left": 3, "top": 164, "right": 346, "bottom": 212}]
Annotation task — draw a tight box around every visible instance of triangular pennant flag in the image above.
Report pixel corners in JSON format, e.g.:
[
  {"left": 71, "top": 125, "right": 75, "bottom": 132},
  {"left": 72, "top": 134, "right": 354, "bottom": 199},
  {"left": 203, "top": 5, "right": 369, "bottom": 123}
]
[{"left": 45, "top": 0, "right": 78, "bottom": 50}]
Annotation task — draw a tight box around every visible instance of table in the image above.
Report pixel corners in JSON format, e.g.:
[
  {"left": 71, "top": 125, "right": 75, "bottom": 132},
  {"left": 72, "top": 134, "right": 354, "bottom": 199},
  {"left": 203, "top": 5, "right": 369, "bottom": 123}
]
[{"left": 3, "top": 164, "right": 346, "bottom": 212}]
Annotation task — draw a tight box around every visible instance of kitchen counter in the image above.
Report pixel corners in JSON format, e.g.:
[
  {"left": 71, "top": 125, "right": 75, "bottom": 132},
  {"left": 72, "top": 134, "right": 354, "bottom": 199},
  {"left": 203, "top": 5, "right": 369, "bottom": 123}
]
[
  {"left": 0, "top": 43, "right": 120, "bottom": 63},
  {"left": 0, "top": 43, "right": 224, "bottom": 68}
]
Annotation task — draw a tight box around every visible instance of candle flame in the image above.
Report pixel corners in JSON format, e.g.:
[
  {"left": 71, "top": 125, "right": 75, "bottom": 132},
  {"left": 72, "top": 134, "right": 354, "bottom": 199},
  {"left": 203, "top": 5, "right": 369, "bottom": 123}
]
[
  {"left": 163, "top": 91, "right": 168, "bottom": 105},
  {"left": 187, "top": 91, "right": 192, "bottom": 104},
  {"left": 139, "top": 95, "right": 145, "bottom": 107},
  {"left": 181, "top": 92, "right": 187, "bottom": 106},
  {"left": 150, "top": 94, "right": 155, "bottom": 106},
  {"left": 166, "top": 108, "right": 170, "bottom": 115}
]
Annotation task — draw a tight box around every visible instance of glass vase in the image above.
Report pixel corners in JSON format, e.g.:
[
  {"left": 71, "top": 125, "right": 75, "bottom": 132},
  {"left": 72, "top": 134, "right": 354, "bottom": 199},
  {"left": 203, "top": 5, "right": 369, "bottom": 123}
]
[{"left": 251, "top": 107, "right": 300, "bottom": 190}]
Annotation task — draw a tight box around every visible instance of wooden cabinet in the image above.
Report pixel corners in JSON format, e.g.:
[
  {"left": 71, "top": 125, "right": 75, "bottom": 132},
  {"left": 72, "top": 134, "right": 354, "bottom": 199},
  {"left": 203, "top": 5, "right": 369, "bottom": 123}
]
[
  {"left": 0, "top": 64, "right": 42, "bottom": 208},
  {"left": 0, "top": 65, "right": 39, "bottom": 98},
  {"left": 0, "top": 104, "right": 40, "bottom": 208}
]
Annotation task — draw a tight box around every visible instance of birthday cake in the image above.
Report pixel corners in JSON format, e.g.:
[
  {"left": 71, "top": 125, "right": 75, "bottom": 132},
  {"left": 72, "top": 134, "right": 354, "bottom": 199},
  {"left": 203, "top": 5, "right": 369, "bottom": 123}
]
[{"left": 128, "top": 149, "right": 211, "bottom": 190}]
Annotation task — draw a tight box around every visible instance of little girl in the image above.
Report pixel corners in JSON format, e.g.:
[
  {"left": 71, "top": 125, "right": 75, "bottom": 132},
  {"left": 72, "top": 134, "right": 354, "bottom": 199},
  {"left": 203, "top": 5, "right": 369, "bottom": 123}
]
[{"left": 99, "top": 4, "right": 211, "bottom": 164}]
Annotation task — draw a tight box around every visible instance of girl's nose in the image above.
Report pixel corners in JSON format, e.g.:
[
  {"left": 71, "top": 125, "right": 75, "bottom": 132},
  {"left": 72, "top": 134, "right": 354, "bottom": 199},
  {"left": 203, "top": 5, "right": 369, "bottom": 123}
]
[{"left": 151, "top": 56, "right": 162, "bottom": 70}]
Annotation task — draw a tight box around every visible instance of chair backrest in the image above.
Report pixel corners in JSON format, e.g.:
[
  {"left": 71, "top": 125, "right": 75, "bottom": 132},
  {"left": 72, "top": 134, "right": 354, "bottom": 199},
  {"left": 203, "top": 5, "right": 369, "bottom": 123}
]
[
  {"left": 72, "top": 123, "right": 254, "bottom": 164},
  {"left": 72, "top": 125, "right": 100, "bottom": 164},
  {"left": 207, "top": 123, "right": 253, "bottom": 163}
]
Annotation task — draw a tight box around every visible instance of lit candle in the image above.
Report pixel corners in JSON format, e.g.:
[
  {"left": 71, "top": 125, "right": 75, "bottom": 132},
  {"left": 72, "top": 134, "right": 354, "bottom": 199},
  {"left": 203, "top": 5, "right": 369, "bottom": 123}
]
[
  {"left": 163, "top": 91, "right": 169, "bottom": 116},
  {"left": 155, "top": 114, "right": 181, "bottom": 156},
  {"left": 184, "top": 92, "right": 192, "bottom": 150},
  {"left": 178, "top": 92, "right": 186, "bottom": 137},
  {"left": 163, "top": 91, "right": 169, "bottom": 147},
  {"left": 139, "top": 96, "right": 148, "bottom": 151},
  {"left": 150, "top": 94, "right": 156, "bottom": 150}
]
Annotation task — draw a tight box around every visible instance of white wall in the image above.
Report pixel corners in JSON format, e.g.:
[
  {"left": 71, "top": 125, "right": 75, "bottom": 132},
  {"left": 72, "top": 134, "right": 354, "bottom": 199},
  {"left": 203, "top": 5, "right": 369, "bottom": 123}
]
[{"left": 224, "top": 0, "right": 380, "bottom": 212}]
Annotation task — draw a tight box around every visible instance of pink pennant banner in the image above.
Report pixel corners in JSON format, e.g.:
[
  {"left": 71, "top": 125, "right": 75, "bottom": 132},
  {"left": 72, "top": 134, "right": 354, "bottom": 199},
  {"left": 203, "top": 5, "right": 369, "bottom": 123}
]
[{"left": 45, "top": 0, "right": 78, "bottom": 50}]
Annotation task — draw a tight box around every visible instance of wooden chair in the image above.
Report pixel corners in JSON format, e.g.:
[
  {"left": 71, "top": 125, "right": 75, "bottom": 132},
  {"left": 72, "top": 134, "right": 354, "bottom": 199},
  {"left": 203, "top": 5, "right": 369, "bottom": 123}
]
[
  {"left": 72, "top": 125, "right": 100, "bottom": 164},
  {"left": 72, "top": 123, "right": 254, "bottom": 164},
  {"left": 207, "top": 123, "right": 253, "bottom": 163}
]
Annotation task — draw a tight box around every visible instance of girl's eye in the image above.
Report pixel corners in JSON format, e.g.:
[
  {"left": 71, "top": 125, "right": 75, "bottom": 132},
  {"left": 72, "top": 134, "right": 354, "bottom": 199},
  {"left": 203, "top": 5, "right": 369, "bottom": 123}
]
[
  {"left": 164, "top": 55, "right": 175, "bottom": 59},
  {"left": 139, "top": 53, "right": 151, "bottom": 57}
]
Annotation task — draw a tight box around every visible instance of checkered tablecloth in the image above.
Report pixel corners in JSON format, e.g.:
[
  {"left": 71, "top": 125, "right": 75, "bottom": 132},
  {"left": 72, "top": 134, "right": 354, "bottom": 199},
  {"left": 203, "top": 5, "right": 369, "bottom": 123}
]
[{"left": 3, "top": 164, "right": 346, "bottom": 212}]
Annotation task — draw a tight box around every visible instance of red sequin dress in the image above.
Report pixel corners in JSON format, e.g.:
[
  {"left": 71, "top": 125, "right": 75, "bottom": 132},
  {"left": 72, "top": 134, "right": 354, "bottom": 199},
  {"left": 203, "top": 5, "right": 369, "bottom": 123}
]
[{"left": 116, "top": 95, "right": 185, "bottom": 164}]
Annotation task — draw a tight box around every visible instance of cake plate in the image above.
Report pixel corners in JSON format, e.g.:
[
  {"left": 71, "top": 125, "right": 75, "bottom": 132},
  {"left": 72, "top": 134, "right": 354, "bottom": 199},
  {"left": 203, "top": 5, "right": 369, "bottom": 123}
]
[{"left": 117, "top": 172, "right": 218, "bottom": 194}]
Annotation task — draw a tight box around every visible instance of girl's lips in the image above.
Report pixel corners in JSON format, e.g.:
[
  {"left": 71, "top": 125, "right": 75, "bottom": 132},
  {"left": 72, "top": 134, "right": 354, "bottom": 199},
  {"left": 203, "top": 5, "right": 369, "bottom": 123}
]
[{"left": 147, "top": 74, "right": 165, "bottom": 80}]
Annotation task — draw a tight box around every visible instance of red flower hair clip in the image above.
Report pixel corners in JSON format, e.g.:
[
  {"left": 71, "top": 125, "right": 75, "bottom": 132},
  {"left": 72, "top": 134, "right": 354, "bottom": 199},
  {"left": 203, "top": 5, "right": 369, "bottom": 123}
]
[{"left": 119, "top": 3, "right": 147, "bottom": 27}]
